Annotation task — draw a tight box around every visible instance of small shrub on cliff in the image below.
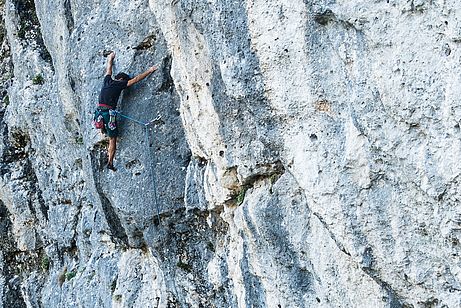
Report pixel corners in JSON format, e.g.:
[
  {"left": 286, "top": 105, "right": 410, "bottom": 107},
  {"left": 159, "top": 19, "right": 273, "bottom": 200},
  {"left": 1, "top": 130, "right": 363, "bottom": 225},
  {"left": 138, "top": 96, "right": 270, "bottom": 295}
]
[
  {"left": 236, "top": 186, "right": 248, "bottom": 205},
  {"left": 41, "top": 256, "right": 50, "bottom": 271},
  {"left": 74, "top": 136, "right": 83, "bottom": 145},
  {"left": 65, "top": 270, "right": 77, "bottom": 281},
  {"left": 32, "top": 74, "right": 44, "bottom": 85}
]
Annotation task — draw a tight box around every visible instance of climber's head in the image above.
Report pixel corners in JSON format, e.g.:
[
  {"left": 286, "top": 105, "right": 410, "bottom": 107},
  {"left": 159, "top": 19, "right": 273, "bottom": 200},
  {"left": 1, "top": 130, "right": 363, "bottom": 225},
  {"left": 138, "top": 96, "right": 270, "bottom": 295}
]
[{"left": 115, "top": 72, "right": 130, "bottom": 81}]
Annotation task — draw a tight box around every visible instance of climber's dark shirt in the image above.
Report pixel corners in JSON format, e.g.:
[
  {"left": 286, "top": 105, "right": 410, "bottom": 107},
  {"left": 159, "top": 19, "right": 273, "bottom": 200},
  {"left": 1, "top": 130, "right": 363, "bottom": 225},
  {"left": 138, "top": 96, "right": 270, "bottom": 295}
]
[{"left": 98, "top": 75, "right": 128, "bottom": 109}]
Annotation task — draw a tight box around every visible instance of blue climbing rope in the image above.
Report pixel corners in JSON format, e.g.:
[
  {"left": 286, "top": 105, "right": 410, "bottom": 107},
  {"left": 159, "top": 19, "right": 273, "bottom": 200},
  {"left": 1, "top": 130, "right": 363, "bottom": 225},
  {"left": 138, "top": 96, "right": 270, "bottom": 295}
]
[
  {"left": 144, "top": 126, "right": 161, "bottom": 225},
  {"left": 115, "top": 110, "right": 149, "bottom": 126},
  {"left": 116, "top": 110, "right": 161, "bottom": 225}
]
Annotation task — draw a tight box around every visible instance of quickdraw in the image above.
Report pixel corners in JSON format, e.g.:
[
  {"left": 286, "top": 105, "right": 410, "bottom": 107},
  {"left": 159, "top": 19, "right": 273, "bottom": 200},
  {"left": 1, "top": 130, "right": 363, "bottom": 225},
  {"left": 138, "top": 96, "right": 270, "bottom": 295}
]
[{"left": 108, "top": 109, "right": 117, "bottom": 130}]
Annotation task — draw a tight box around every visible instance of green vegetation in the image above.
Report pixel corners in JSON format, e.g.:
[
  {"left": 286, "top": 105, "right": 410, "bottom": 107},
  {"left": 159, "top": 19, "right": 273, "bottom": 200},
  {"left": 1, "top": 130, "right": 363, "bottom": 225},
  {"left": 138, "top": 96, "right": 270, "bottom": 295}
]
[
  {"left": 65, "top": 270, "right": 77, "bottom": 281},
  {"left": 236, "top": 186, "right": 248, "bottom": 205},
  {"left": 32, "top": 74, "right": 44, "bottom": 85},
  {"left": 75, "top": 136, "right": 83, "bottom": 145},
  {"left": 3, "top": 95, "right": 9, "bottom": 107},
  {"left": 41, "top": 256, "right": 50, "bottom": 271}
]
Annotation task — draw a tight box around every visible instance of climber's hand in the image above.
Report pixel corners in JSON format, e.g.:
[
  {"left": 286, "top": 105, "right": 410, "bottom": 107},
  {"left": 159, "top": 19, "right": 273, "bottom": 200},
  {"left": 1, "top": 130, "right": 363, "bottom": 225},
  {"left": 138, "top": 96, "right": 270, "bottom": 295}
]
[
  {"left": 108, "top": 52, "right": 115, "bottom": 61},
  {"left": 149, "top": 66, "right": 157, "bottom": 73}
]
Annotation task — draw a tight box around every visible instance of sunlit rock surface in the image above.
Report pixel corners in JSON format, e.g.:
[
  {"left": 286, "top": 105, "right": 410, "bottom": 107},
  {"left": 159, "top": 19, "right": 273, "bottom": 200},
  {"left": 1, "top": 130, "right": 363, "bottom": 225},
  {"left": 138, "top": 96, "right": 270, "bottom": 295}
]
[{"left": 0, "top": 0, "right": 460, "bottom": 307}]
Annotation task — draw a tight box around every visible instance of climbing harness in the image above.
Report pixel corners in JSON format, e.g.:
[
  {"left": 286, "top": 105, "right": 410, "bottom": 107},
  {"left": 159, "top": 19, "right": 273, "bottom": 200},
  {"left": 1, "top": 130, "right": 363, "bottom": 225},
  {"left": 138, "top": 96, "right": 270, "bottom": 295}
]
[{"left": 115, "top": 110, "right": 162, "bottom": 225}]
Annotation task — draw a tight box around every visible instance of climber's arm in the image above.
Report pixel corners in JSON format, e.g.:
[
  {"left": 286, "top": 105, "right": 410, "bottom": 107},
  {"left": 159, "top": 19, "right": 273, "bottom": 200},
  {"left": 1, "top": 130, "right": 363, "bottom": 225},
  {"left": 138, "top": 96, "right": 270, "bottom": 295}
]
[
  {"left": 105, "top": 52, "right": 115, "bottom": 76},
  {"left": 127, "top": 66, "right": 157, "bottom": 87}
]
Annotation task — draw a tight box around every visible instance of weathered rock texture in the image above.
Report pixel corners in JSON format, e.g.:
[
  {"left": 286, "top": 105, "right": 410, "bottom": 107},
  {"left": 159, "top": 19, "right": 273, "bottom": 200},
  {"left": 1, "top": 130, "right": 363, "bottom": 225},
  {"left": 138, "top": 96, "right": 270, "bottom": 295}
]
[{"left": 0, "top": 0, "right": 460, "bottom": 307}]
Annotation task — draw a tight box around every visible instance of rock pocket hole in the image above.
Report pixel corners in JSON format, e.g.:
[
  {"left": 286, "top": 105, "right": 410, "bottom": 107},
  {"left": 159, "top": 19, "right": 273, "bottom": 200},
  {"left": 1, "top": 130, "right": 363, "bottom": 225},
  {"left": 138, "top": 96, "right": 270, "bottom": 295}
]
[{"left": 314, "top": 9, "right": 336, "bottom": 26}]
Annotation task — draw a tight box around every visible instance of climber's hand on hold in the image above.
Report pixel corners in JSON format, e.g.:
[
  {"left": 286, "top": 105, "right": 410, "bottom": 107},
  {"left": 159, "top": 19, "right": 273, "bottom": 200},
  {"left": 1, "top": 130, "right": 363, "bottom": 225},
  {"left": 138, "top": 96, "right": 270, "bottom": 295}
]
[
  {"left": 127, "top": 65, "right": 158, "bottom": 87},
  {"left": 149, "top": 66, "right": 157, "bottom": 73},
  {"left": 106, "top": 52, "right": 115, "bottom": 76}
]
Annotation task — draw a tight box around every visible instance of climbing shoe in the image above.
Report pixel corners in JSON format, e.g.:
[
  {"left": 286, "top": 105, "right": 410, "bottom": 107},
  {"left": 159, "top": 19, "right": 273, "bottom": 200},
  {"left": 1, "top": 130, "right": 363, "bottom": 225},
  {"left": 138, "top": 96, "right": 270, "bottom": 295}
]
[{"left": 106, "top": 163, "right": 117, "bottom": 172}]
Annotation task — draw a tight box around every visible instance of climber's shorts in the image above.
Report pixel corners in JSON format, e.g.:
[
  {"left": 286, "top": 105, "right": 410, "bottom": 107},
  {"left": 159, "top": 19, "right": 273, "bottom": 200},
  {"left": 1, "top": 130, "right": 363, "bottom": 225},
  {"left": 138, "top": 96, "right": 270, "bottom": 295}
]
[{"left": 94, "top": 108, "right": 118, "bottom": 138}]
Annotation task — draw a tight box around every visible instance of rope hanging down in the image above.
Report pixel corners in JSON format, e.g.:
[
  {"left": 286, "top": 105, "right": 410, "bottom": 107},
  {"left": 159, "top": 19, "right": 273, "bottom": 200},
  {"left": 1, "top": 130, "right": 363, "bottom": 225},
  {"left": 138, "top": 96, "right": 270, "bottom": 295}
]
[{"left": 115, "top": 110, "right": 161, "bottom": 225}]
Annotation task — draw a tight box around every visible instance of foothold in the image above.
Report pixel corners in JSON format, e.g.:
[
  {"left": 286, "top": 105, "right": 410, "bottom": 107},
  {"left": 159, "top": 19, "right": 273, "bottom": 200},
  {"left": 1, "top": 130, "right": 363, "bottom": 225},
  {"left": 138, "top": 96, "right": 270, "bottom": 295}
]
[
  {"left": 133, "top": 34, "right": 157, "bottom": 51},
  {"left": 443, "top": 43, "right": 451, "bottom": 56},
  {"left": 314, "top": 9, "right": 335, "bottom": 26}
]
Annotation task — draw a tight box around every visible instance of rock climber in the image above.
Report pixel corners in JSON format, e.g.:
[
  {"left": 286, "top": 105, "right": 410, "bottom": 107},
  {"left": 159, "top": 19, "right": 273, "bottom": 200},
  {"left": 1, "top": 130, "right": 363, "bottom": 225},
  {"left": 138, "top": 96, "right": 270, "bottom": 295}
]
[{"left": 94, "top": 51, "right": 157, "bottom": 171}]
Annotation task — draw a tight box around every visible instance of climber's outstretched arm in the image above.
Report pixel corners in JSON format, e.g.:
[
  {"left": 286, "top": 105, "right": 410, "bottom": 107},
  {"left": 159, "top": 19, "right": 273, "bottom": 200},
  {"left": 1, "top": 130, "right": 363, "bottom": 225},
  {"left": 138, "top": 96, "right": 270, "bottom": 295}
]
[
  {"left": 127, "top": 66, "right": 157, "bottom": 87},
  {"left": 105, "top": 52, "right": 115, "bottom": 76}
]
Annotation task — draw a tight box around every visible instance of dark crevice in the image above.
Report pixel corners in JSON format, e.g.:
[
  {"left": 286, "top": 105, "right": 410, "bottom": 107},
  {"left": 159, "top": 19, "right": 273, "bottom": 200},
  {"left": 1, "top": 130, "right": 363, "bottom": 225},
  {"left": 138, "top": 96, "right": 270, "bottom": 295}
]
[
  {"left": 36, "top": 186, "right": 48, "bottom": 221},
  {"left": 243, "top": 160, "right": 285, "bottom": 187},
  {"left": 158, "top": 55, "right": 174, "bottom": 92},
  {"left": 12, "top": 0, "right": 53, "bottom": 65},
  {"left": 69, "top": 76, "right": 76, "bottom": 92},
  {"left": 90, "top": 144, "right": 129, "bottom": 247},
  {"left": 0, "top": 200, "right": 27, "bottom": 308},
  {"left": 2, "top": 129, "right": 29, "bottom": 164},
  {"left": 98, "top": 192, "right": 128, "bottom": 246},
  {"left": 314, "top": 9, "right": 336, "bottom": 26},
  {"left": 23, "top": 158, "right": 49, "bottom": 221},
  {"left": 63, "top": 0, "right": 74, "bottom": 33}
]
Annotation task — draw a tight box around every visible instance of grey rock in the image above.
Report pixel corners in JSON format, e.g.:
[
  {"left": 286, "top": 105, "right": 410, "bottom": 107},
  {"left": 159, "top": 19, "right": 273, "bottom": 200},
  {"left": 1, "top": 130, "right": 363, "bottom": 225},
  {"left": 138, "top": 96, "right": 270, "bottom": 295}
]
[{"left": 0, "top": 0, "right": 460, "bottom": 307}]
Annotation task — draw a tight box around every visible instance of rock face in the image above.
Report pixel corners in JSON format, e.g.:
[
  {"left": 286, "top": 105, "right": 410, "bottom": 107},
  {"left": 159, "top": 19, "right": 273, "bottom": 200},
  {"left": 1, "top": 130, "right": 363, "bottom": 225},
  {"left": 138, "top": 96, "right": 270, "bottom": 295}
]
[{"left": 0, "top": 0, "right": 461, "bottom": 307}]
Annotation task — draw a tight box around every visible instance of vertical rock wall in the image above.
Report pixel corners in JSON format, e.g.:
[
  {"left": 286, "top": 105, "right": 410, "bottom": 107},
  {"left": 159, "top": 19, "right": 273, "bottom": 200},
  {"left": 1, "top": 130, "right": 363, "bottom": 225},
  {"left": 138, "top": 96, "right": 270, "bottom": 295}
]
[{"left": 0, "top": 0, "right": 460, "bottom": 307}]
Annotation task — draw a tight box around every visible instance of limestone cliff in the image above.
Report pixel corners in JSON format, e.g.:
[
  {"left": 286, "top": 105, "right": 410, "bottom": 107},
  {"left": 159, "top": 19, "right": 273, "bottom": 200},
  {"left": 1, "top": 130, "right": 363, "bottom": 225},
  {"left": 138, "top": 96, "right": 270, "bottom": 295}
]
[{"left": 0, "top": 0, "right": 460, "bottom": 307}]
